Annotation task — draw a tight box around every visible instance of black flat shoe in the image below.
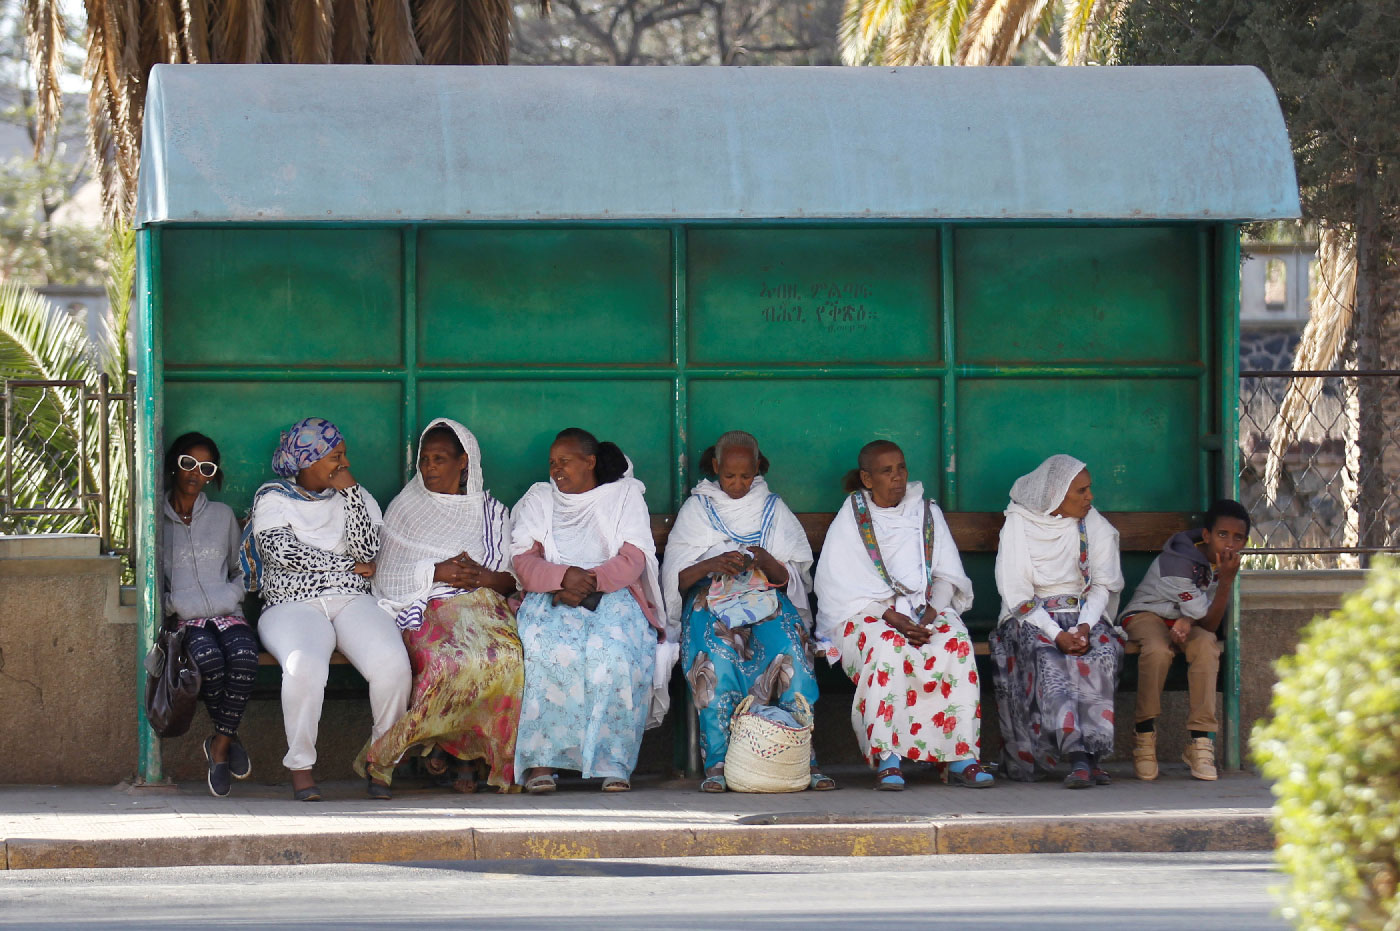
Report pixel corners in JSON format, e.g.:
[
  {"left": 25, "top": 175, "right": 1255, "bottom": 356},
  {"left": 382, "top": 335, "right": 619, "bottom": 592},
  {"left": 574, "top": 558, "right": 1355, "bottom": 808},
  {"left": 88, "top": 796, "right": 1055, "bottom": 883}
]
[
  {"left": 293, "top": 785, "right": 322, "bottom": 802},
  {"left": 202, "top": 737, "right": 231, "bottom": 798},
  {"left": 367, "top": 776, "right": 392, "bottom": 800},
  {"left": 227, "top": 737, "right": 251, "bottom": 780}
]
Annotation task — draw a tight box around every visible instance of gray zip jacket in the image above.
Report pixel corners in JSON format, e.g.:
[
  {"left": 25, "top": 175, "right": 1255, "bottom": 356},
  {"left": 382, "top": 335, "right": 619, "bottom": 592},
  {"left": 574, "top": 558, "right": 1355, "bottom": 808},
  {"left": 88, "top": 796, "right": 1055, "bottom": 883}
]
[{"left": 162, "top": 493, "right": 246, "bottom": 620}]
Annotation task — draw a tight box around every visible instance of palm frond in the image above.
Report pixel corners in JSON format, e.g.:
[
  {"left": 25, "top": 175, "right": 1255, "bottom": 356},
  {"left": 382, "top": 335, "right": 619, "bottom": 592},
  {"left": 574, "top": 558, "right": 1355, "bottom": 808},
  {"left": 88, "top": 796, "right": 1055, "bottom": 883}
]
[
  {"left": 1264, "top": 227, "right": 1356, "bottom": 495},
  {"left": 213, "top": 0, "right": 265, "bottom": 61},
  {"left": 839, "top": 0, "right": 903, "bottom": 64},
  {"left": 1058, "top": 0, "right": 1122, "bottom": 65},
  {"left": 178, "top": 0, "right": 212, "bottom": 61},
  {"left": 956, "top": 0, "right": 1047, "bottom": 65},
  {"left": 414, "top": 0, "right": 510, "bottom": 64},
  {"left": 23, "top": 0, "right": 67, "bottom": 157},
  {"left": 292, "top": 0, "right": 334, "bottom": 62},
  {"left": 331, "top": 0, "right": 369, "bottom": 61},
  {"left": 370, "top": 0, "right": 421, "bottom": 63}
]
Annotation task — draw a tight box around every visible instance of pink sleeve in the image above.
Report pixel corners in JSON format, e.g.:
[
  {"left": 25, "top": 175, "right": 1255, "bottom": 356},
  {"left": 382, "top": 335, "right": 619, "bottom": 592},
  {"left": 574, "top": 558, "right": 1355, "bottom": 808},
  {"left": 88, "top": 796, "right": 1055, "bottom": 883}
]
[
  {"left": 593, "top": 543, "right": 646, "bottom": 593},
  {"left": 512, "top": 542, "right": 569, "bottom": 593}
]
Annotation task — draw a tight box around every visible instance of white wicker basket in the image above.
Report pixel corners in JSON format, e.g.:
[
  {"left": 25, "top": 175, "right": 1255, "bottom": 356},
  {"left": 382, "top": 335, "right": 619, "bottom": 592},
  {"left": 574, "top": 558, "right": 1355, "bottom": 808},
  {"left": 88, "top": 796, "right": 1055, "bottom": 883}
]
[{"left": 723, "top": 694, "right": 813, "bottom": 793}]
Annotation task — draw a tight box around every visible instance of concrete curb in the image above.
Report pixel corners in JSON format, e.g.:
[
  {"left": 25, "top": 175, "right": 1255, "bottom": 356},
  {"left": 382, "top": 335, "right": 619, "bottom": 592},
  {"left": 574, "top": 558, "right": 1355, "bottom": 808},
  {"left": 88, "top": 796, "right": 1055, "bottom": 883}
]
[{"left": 2, "top": 810, "right": 1273, "bottom": 870}]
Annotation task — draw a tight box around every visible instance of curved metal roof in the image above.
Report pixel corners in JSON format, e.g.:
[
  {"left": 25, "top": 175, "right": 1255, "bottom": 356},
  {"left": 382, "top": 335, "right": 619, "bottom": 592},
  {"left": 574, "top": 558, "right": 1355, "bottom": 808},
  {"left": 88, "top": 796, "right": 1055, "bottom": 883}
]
[{"left": 135, "top": 63, "right": 1300, "bottom": 226}]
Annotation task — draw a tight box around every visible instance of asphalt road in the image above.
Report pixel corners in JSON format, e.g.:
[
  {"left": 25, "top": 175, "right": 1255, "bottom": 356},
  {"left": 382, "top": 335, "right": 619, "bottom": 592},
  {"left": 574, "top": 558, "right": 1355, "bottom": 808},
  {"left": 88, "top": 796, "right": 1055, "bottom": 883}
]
[{"left": 0, "top": 852, "right": 1284, "bottom": 930}]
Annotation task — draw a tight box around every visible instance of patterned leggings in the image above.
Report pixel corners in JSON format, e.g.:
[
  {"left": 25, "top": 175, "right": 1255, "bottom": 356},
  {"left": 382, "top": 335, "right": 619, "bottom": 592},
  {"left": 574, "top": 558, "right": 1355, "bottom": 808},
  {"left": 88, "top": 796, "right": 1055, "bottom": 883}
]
[{"left": 184, "top": 624, "right": 260, "bottom": 737}]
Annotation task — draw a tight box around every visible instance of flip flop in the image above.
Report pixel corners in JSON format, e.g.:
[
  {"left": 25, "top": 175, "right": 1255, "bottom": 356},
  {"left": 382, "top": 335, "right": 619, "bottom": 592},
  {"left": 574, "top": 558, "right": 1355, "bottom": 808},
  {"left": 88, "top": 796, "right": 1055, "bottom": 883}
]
[
  {"left": 524, "top": 773, "right": 557, "bottom": 795},
  {"left": 601, "top": 777, "right": 631, "bottom": 792}
]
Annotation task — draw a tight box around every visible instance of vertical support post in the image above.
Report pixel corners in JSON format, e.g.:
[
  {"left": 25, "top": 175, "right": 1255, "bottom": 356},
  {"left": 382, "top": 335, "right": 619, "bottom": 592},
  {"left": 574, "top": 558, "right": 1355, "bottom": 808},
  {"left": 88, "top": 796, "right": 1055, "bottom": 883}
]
[
  {"left": 671, "top": 225, "right": 701, "bottom": 778},
  {"left": 939, "top": 227, "right": 958, "bottom": 508},
  {"left": 1196, "top": 228, "right": 1212, "bottom": 511},
  {"left": 135, "top": 227, "right": 166, "bottom": 785},
  {"left": 1218, "top": 224, "right": 1243, "bottom": 770},
  {"left": 97, "top": 373, "right": 111, "bottom": 547},
  {"left": 402, "top": 226, "right": 419, "bottom": 478}
]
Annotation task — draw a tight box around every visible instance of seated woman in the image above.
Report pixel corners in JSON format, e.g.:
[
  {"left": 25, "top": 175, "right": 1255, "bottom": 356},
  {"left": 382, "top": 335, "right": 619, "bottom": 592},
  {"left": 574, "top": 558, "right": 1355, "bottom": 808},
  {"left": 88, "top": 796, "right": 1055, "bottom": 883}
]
[
  {"left": 359, "top": 419, "right": 522, "bottom": 793},
  {"left": 662, "top": 430, "right": 833, "bottom": 793},
  {"left": 990, "top": 454, "right": 1124, "bottom": 788},
  {"left": 243, "top": 417, "right": 411, "bottom": 801},
  {"left": 1120, "top": 499, "right": 1248, "bottom": 783},
  {"left": 161, "top": 431, "right": 259, "bottom": 798},
  {"left": 510, "top": 428, "right": 668, "bottom": 794},
  {"left": 813, "top": 440, "right": 992, "bottom": 790}
]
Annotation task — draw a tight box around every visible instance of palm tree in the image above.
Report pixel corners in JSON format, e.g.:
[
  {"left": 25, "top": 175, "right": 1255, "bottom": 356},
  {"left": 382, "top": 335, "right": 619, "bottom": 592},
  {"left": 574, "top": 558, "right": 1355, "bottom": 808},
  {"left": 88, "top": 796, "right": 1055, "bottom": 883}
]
[
  {"left": 23, "top": 0, "right": 533, "bottom": 223},
  {"left": 840, "top": 0, "right": 1124, "bottom": 66}
]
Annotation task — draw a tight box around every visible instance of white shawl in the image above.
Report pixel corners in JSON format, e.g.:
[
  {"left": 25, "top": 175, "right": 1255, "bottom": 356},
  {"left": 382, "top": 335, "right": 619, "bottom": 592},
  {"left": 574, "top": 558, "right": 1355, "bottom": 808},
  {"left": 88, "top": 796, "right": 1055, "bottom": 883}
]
[
  {"left": 813, "top": 482, "right": 973, "bottom": 646},
  {"left": 659, "top": 476, "right": 814, "bottom": 643},
  {"left": 373, "top": 419, "right": 511, "bottom": 621},
  {"left": 994, "top": 455, "right": 1124, "bottom": 638},
  {"left": 510, "top": 461, "right": 673, "bottom": 725}
]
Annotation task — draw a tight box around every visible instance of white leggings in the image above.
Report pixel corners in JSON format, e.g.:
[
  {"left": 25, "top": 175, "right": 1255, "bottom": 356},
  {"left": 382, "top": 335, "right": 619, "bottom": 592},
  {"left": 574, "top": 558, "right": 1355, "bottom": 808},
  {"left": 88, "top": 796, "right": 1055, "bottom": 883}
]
[{"left": 258, "top": 594, "right": 411, "bottom": 772}]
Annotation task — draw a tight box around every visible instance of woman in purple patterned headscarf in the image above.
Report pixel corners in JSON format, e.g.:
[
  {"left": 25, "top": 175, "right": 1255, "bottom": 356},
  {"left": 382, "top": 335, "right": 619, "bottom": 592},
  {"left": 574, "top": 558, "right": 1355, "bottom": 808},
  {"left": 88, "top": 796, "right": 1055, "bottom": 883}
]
[{"left": 242, "top": 417, "right": 410, "bottom": 802}]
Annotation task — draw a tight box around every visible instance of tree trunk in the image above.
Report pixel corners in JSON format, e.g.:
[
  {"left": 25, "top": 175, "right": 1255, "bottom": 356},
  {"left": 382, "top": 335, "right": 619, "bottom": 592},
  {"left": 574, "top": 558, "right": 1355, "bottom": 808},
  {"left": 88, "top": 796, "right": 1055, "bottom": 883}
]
[{"left": 1350, "top": 159, "right": 1387, "bottom": 561}]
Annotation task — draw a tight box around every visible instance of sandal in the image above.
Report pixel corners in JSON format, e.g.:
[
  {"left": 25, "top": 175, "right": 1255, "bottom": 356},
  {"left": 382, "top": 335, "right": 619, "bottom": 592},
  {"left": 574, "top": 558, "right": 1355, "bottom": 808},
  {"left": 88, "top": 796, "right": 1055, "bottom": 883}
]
[
  {"left": 524, "top": 772, "right": 557, "bottom": 795},
  {"left": 601, "top": 777, "right": 631, "bottom": 793},
  {"left": 808, "top": 771, "right": 837, "bottom": 791},
  {"left": 293, "top": 784, "right": 322, "bottom": 802},
  {"left": 451, "top": 761, "right": 479, "bottom": 795},
  {"left": 1063, "top": 767, "right": 1093, "bottom": 789},
  {"left": 367, "top": 775, "right": 392, "bottom": 800},
  {"left": 875, "top": 767, "right": 905, "bottom": 791},
  {"left": 425, "top": 747, "right": 451, "bottom": 777},
  {"left": 1092, "top": 767, "right": 1112, "bottom": 786},
  {"left": 943, "top": 760, "right": 995, "bottom": 788},
  {"left": 700, "top": 770, "right": 727, "bottom": 793}
]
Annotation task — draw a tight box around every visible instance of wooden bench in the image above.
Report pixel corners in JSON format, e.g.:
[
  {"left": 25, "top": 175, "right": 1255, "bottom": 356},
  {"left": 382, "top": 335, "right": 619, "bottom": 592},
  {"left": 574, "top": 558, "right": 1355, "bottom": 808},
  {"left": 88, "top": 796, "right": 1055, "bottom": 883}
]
[{"left": 254, "top": 510, "right": 1190, "bottom": 668}]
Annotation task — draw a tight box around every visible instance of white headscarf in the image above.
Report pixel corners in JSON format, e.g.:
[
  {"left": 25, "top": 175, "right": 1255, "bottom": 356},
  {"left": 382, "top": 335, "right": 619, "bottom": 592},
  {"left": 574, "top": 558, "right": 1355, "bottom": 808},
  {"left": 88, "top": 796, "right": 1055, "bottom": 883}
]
[
  {"left": 813, "top": 481, "right": 973, "bottom": 645},
  {"left": 373, "top": 419, "right": 511, "bottom": 621},
  {"left": 995, "top": 454, "right": 1123, "bottom": 628},
  {"left": 660, "top": 475, "right": 814, "bottom": 642}
]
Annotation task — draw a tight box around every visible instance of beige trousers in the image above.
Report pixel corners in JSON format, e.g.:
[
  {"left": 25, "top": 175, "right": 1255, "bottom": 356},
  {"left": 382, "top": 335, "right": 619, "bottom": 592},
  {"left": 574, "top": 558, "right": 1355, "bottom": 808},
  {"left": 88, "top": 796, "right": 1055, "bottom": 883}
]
[{"left": 1124, "top": 611, "right": 1221, "bottom": 732}]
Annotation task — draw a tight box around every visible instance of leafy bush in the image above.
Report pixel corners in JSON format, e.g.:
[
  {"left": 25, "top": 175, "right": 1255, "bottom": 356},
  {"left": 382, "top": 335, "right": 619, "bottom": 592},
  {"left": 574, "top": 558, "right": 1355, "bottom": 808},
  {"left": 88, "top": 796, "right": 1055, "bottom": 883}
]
[{"left": 1254, "top": 560, "right": 1400, "bottom": 929}]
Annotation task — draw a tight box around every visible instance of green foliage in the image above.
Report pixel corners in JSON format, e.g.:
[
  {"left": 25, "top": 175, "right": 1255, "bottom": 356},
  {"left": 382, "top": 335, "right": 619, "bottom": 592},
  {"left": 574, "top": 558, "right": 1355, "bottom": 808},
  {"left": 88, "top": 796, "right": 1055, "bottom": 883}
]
[{"left": 1253, "top": 560, "right": 1400, "bottom": 930}]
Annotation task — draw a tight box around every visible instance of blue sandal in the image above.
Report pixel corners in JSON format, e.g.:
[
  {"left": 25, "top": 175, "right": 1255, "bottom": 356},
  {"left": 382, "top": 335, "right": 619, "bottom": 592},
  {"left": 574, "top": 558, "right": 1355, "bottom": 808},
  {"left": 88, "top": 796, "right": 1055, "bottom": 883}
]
[{"left": 700, "top": 772, "right": 727, "bottom": 793}]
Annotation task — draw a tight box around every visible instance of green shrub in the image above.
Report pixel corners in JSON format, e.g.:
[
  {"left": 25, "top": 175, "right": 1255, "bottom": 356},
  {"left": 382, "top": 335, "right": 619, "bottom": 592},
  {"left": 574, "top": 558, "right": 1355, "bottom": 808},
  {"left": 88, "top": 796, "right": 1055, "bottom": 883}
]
[{"left": 1254, "top": 560, "right": 1400, "bottom": 929}]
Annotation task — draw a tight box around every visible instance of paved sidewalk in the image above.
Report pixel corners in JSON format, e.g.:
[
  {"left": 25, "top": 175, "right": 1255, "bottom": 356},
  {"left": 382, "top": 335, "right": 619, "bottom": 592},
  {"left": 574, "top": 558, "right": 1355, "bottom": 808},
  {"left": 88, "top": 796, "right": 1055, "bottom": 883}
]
[{"left": 0, "top": 761, "right": 1276, "bottom": 870}]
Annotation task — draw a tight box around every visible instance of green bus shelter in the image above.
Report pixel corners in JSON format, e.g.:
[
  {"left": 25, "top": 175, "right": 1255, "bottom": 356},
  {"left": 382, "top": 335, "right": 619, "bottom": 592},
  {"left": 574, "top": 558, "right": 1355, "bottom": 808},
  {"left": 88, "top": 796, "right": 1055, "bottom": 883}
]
[{"left": 132, "top": 63, "right": 1299, "bottom": 783}]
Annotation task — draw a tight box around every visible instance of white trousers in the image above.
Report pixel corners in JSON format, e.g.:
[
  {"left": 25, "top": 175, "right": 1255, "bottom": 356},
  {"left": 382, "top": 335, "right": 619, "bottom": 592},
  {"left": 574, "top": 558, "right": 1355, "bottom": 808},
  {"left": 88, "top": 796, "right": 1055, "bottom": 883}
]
[{"left": 258, "top": 593, "right": 411, "bottom": 772}]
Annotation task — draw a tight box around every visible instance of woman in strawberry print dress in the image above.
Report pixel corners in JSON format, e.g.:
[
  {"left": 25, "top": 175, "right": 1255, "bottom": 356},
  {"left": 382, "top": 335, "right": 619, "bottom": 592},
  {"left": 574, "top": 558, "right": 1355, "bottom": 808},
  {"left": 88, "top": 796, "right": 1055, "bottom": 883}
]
[
  {"left": 813, "top": 441, "right": 992, "bottom": 790},
  {"left": 990, "top": 454, "right": 1124, "bottom": 789}
]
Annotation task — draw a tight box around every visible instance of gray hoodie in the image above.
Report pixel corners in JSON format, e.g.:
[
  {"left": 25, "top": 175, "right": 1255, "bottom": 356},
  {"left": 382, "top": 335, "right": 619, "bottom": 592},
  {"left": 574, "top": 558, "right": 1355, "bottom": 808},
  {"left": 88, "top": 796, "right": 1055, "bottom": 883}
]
[{"left": 162, "top": 493, "right": 247, "bottom": 620}]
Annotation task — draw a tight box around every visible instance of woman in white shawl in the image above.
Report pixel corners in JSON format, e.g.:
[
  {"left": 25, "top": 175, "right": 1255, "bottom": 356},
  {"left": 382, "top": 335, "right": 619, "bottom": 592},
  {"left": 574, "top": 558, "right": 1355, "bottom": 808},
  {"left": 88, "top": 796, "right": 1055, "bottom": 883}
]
[
  {"left": 990, "top": 454, "right": 1125, "bottom": 788},
  {"left": 663, "top": 431, "right": 834, "bottom": 793},
  {"left": 511, "top": 428, "right": 668, "bottom": 794},
  {"left": 814, "top": 441, "right": 993, "bottom": 790},
  {"left": 358, "top": 419, "right": 520, "bottom": 793}
]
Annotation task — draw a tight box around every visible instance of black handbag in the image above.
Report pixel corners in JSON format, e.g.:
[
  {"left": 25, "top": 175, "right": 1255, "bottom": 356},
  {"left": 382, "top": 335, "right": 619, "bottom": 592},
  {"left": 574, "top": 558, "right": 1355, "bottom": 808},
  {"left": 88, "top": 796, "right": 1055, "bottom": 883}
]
[{"left": 143, "top": 625, "right": 202, "bottom": 738}]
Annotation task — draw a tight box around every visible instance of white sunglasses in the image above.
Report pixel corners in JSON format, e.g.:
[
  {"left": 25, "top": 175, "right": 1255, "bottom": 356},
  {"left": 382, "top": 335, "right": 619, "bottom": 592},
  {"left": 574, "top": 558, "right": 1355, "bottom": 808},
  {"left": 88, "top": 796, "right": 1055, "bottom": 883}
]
[{"left": 177, "top": 454, "right": 219, "bottom": 478}]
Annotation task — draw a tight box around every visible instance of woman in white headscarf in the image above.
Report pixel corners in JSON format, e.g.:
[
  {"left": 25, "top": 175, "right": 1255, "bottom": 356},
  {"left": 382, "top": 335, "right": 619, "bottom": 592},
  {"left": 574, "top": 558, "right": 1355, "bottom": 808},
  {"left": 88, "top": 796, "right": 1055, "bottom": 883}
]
[
  {"left": 814, "top": 440, "right": 992, "bottom": 790},
  {"left": 990, "top": 454, "right": 1124, "bottom": 788},
  {"left": 510, "top": 428, "right": 669, "bottom": 794},
  {"left": 357, "top": 419, "right": 521, "bottom": 793},
  {"left": 662, "top": 431, "right": 833, "bottom": 793}
]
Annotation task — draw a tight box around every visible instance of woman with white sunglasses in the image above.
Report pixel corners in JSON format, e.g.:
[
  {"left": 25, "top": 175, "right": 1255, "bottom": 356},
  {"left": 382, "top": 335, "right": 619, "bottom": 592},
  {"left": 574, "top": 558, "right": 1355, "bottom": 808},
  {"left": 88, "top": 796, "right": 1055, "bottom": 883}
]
[{"left": 161, "top": 431, "right": 259, "bottom": 797}]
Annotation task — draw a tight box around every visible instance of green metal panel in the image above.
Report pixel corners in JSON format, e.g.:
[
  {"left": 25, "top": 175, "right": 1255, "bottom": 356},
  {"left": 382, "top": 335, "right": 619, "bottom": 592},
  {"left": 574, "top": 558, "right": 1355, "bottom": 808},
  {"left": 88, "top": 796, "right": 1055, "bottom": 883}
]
[
  {"left": 416, "top": 229, "right": 671, "bottom": 366},
  {"left": 416, "top": 379, "right": 675, "bottom": 509},
  {"left": 686, "top": 377, "right": 941, "bottom": 513},
  {"left": 164, "top": 380, "right": 404, "bottom": 509},
  {"left": 135, "top": 228, "right": 164, "bottom": 784},
  {"left": 687, "top": 229, "right": 941, "bottom": 365},
  {"left": 161, "top": 229, "right": 403, "bottom": 368},
  {"left": 954, "top": 377, "right": 1202, "bottom": 511},
  {"left": 955, "top": 227, "right": 1200, "bottom": 364}
]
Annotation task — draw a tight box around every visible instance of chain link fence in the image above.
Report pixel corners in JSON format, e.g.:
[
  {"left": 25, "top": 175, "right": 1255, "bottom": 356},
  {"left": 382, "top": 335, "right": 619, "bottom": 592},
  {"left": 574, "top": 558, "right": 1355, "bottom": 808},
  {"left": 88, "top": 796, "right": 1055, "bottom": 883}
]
[
  {"left": 1239, "top": 369, "right": 1400, "bottom": 568},
  {"left": 1, "top": 375, "right": 136, "bottom": 573}
]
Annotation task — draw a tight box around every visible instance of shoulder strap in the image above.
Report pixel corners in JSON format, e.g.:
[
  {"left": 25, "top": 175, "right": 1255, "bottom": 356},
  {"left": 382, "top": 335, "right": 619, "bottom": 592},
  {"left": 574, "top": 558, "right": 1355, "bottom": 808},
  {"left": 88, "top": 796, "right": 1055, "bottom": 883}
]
[{"left": 850, "top": 491, "right": 931, "bottom": 606}]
